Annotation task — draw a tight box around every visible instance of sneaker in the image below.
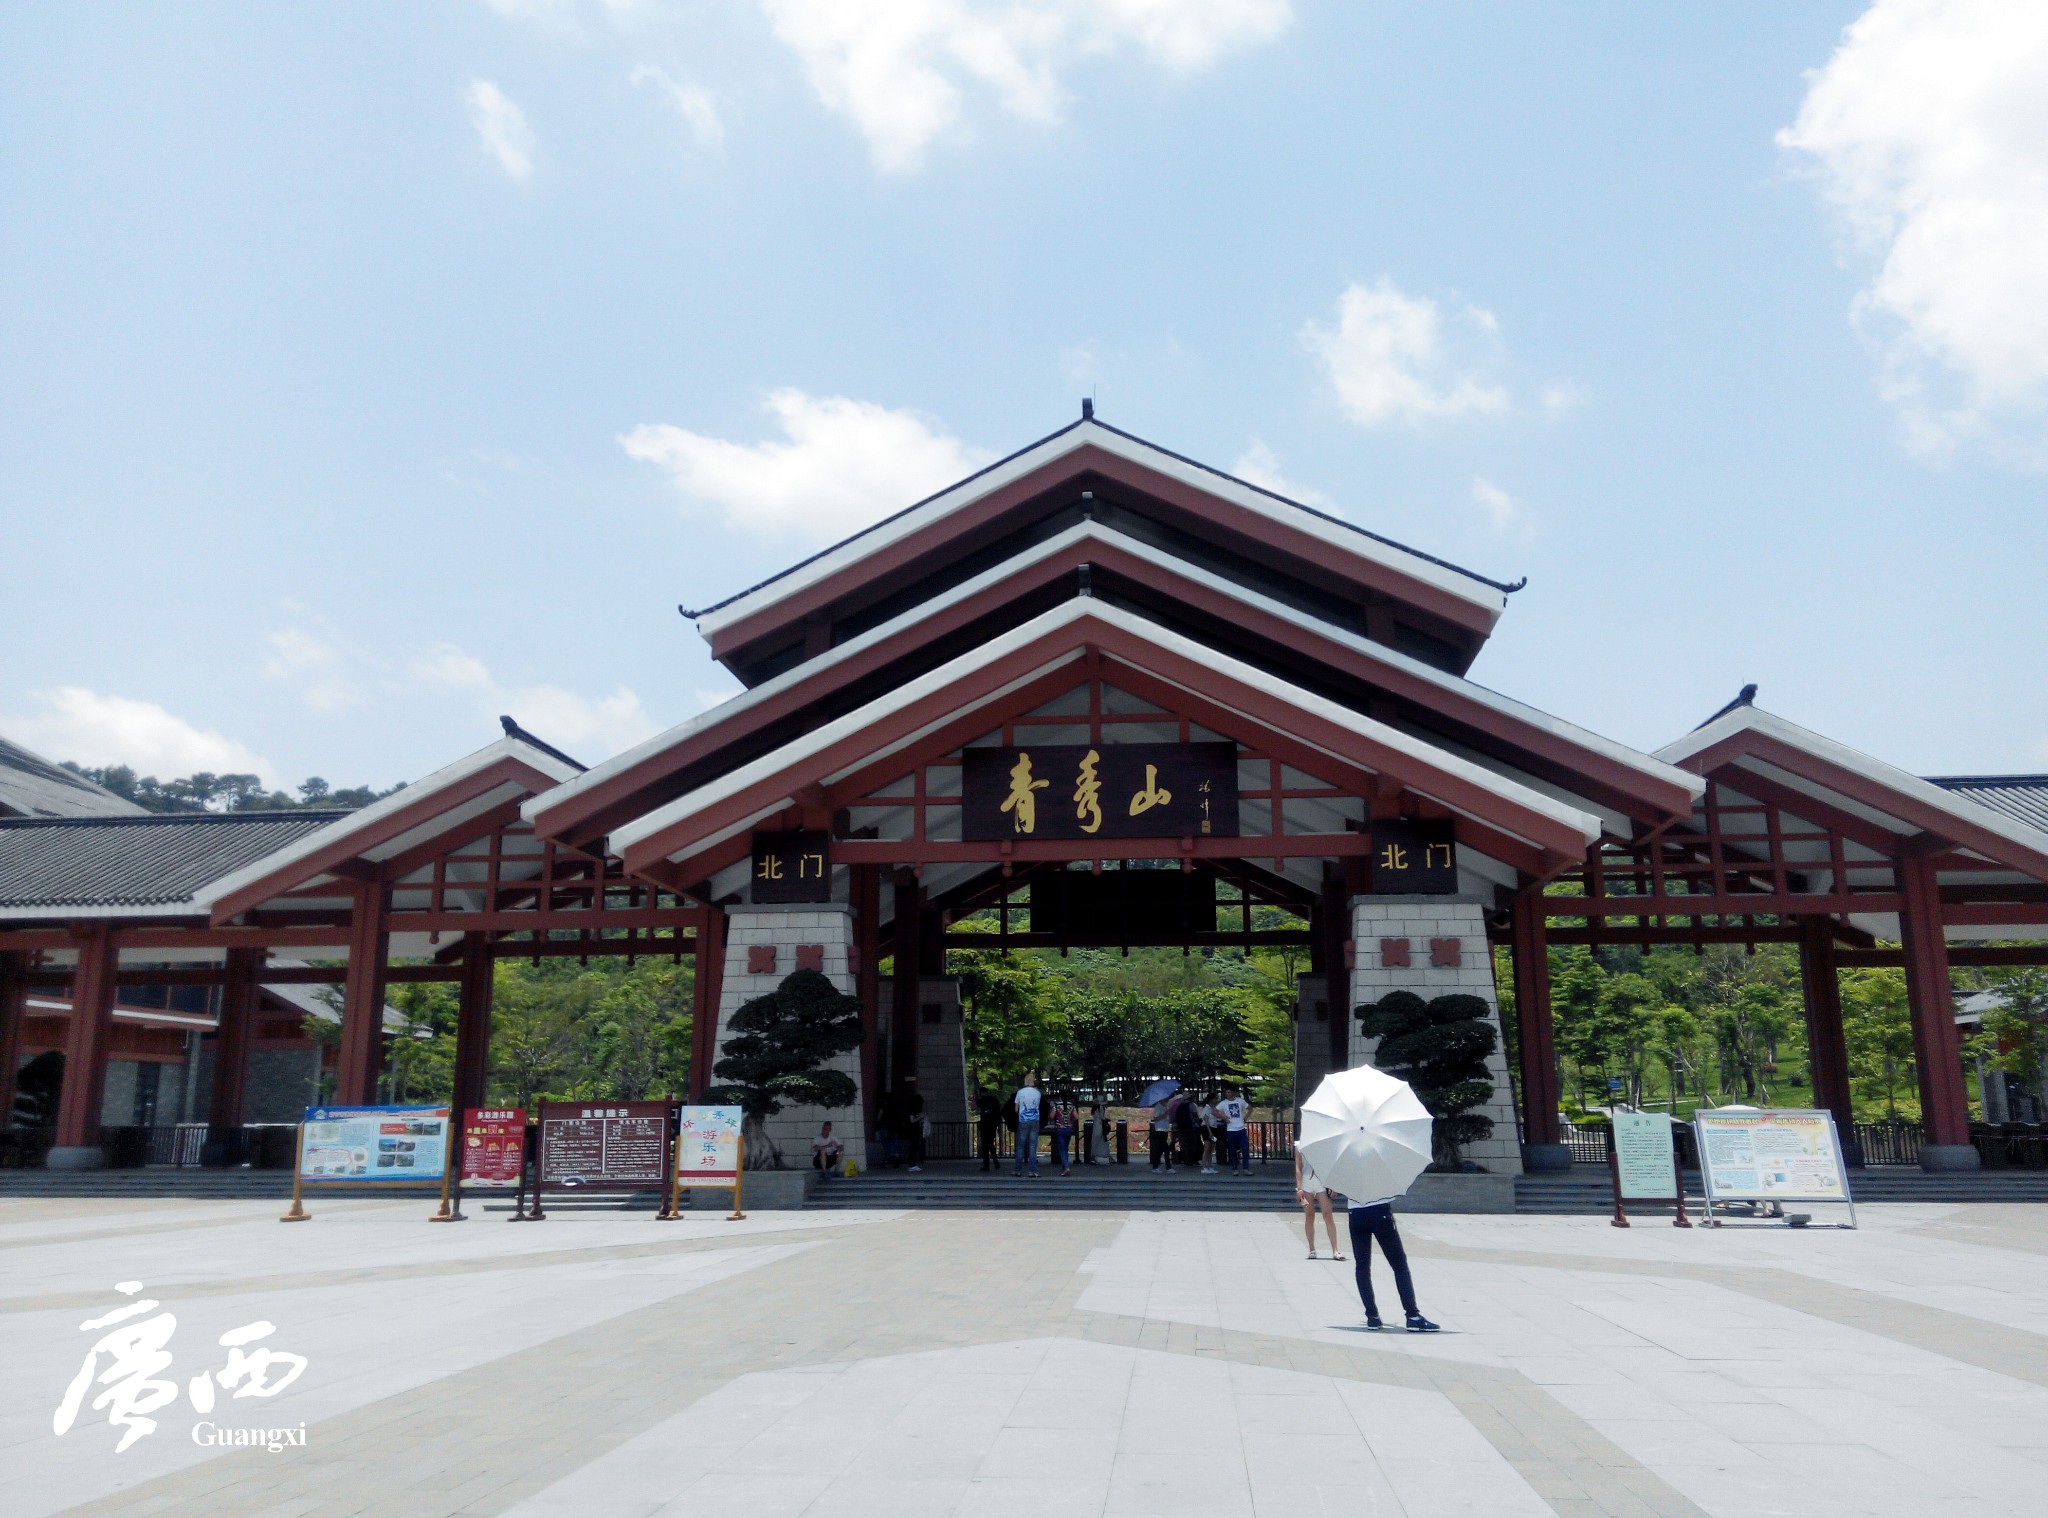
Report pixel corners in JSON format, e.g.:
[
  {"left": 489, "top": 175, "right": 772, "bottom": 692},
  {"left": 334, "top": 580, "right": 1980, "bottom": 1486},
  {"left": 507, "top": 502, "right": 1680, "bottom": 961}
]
[
  {"left": 908, "top": 1165, "right": 921, "bottom": 1173},
  {"left": 1365, "top": 1316, "right": 1385, "bottom": 1331},
  {"left": 1405, "top": 1314, "right": 1440, "bottom": 1333},
  {"left": 1200, "top": 1167, "right": 1216, "bottom": 1175}
]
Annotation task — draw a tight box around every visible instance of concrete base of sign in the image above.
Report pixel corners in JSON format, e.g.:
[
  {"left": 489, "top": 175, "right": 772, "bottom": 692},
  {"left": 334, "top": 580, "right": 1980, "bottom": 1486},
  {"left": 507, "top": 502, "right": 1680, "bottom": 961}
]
[
  {"left": 690, "top": 1168, "right": 818, "bottom": 1210},
  {"left": 44, "top": 1146, "right": 105, "bottom": 1170},
  {"left": 1919, "top": 1142, "right": 1983, "bottom": 1173},
  {"left": 1520, "top": 1143, "right": 1574, "bottom": 1173},
  {"left": 1392, "top": 1172, "right": 1517, "bottom": 1213}
]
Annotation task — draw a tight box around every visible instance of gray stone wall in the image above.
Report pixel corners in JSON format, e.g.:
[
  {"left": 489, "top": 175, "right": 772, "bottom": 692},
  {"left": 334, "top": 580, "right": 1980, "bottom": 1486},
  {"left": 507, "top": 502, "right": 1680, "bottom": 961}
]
[
  {"left": 1349, "top": 895, "right": 1521, "bottom": 1176},
  {"left": 879, "top": 976, "right": 971, "bottom": 1126},
  {"left": 714, "top": 905, "right": 866, "bottom": 1168}
]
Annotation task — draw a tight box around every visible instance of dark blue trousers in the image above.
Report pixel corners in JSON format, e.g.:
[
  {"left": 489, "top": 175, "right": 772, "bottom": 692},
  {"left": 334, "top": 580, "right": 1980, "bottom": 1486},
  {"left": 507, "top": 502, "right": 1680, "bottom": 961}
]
[{"left": 1348, "top": 1204, "right": 1419, "bottom": 1319}]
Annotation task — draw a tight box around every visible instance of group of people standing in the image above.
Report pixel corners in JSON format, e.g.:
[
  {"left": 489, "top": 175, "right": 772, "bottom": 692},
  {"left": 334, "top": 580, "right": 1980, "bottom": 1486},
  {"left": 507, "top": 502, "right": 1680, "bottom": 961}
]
[
  {"left": 1145, "top": 1084, "right": 1254, "bottom": 1175},
  {"left": 975, "top": 1077, "right": 1092, "bottom": 1175}
]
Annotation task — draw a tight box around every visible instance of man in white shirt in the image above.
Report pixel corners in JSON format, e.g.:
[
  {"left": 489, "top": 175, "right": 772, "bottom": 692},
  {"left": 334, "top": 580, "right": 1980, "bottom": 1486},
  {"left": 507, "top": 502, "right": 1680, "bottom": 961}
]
[
  {"left": 1012, "top": 1075, "right": 1043, "bottom": 1177},
  {"left": 1215, "top": 1085, "right": 1251, "bottom": 1174}
]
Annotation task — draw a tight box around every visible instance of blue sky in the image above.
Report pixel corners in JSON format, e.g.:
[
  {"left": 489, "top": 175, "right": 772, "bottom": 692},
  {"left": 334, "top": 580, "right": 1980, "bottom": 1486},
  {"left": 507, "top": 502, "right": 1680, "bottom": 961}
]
[{"left": 4, "top": 2, "right": 2045, "bottom": 794}]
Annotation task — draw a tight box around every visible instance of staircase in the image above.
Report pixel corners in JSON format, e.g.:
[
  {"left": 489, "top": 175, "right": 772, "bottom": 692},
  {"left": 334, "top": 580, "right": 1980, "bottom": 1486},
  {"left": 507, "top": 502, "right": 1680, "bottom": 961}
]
[
  {"left": 1513, "top": 1165, "right": 2048, "bottom": 1215},
  {"left": 809, "top": 1164, "right": 1301, "bottom": 1212}
]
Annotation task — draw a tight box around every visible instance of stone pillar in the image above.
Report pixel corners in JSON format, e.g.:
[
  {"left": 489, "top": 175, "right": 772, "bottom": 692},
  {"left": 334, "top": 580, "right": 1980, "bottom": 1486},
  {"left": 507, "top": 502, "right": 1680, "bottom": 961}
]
[
  {"left": 715, "top": 905, "right": 866, "bottom": 1167},
  {"left": 878, "top": 976, "right": 971, "bottom": 1125},
  {"left": 1898, "top": 851, "right": 1977, "bottom": 1169},
  {"left": 1293, "top": 972, "right": 1336, "bottom": 1116},
  {"left": 1350, "top": 895, "right": 1521, "bottom": 1175},
  {"left": 689, "top": 907, "right": 727, "bottom": 1098},
  {"left": 50, "top": 924, "right": 118, "bottom": 1167}
]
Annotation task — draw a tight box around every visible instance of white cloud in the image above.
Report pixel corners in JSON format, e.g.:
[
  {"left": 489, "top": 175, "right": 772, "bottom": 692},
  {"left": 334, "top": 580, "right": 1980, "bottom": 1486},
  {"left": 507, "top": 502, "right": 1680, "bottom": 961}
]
[
  {"left": 1303, "top": 279, "right": 1511, "bottom": 428},
  {"left": 631, "top": 65, "right": 724, "bottom": 148},
  {"left": 4, "top": 688, "right": 280, "bottom": 786},
  {"left": 1780, "top": 1, "right": 2048, "bottom": 461},
  {"left": 465, "top": 79, "right": 537, "bottom": 182},
  {"left": 1230, "top": 440, "right": 1331, "bottom": 508},
  {"left": 621, "top": 388, "right": 993, "bottom": 542},
  {"left": 760, "top": 0, "right": 1292, "bottom": 172},
  {"left": 411, "top": 643, "right": 658, "bottom": 760},
  {"left": 262, "top": 627, "right": 367, "bottom": 712},
  {"left": 1471, "top": 476, "right": 1522, "bottom": 534}
]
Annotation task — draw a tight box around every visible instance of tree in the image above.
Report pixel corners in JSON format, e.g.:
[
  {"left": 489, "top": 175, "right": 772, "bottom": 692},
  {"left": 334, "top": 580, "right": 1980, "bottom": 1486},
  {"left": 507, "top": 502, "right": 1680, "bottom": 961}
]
[
  {"left": 704, "top": 969, "right": 863, "bottom": 1169},
  {"left": 1051, "top": 987, "right": 1131, "bottom": 1105},
  {"left": 1842, "top": 968, "right": 1916, "bottom": 1123},
  {"left": 1981, "top": 967, "right": 2048, "bottom": 1112},
  {"left": 954, "top": 940, "right": 1064, "bottom": 1090},
  {"left": 1357, "top": 990, "right": 1498, "bottom": 1169},
  {"left": 63, "top": 763, "right": 399, "bottom": 814}
]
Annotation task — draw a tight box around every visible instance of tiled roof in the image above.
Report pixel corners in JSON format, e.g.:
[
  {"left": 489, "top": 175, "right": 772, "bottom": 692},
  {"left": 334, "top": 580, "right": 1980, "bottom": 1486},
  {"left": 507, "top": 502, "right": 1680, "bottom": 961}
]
[
  {"left": 1925, "top": 775, "right": 2048, "bottom": 836},
  {"left": 0, "top": 811, "right": 348, "bottom": 911},
  {"left": 0, "top": 735, "right": 149, "bottom": 819}
]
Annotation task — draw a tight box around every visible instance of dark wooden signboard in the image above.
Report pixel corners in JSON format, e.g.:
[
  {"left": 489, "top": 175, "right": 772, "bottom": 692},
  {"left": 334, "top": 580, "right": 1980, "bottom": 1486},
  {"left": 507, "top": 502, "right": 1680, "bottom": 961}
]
[
  {"left": 962, "top": 742, "right": 1239, "bottom": 841},
  {"left": 1027, "top": 870, "right": 1218, "bottom": 941},
  {"left": 1369, "top": 818, "right": 1458, "bottom": 894},
  {"left": 536, "top": 1100, "right": 672, "bottom": 1188},
  {"left": 751, "top": 829, "right": 832, "bottom": 903}
]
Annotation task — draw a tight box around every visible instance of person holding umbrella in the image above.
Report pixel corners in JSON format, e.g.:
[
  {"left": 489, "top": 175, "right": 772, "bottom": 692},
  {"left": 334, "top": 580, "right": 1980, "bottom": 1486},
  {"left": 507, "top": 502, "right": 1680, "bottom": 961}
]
[
  {"left": 1296, "top": 1063, "right": 1441, "bottom": 1333},
  {"left": 1137, "top": 1078, "right": 1179, "bottom": 1174}
]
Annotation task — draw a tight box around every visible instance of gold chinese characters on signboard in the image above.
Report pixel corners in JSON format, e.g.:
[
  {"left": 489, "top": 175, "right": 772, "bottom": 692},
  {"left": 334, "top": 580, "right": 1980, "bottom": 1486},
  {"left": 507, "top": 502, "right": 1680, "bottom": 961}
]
[{"left": 964, "top": 743, "right": 1239, "bottom": 842}]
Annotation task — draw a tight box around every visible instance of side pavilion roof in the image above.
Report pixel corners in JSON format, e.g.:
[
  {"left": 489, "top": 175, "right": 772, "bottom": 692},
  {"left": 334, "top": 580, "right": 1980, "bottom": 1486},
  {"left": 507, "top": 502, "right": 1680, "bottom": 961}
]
[{"left": 0, "top": 811, "right": 349, "bottom": 919}]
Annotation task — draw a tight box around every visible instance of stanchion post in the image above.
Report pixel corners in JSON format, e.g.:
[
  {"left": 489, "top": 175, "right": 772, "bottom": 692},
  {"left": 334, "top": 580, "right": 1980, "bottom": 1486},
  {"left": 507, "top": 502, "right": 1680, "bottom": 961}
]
[
  {"left": 431, "top": 1108, "right": 465, "bottom": 1222},
  {"left": 1671, "top": 1124, "right": 1692, "bottom": 1228},
  {"left": 1607, "top": 1135, "right": 1629, "bottom": 1228},
  {"left": 511, "top": 1120, "right": 545, "bottom": 1221},
  {"left": 657, "top": 1097, "right": 681, "bottom": 1221},
  {"left": 727, "top": 1132, "right": 746, "bottom": 1221},
  {"left": 280, "top": 1124, "right": 309, "bottom": 1223}
]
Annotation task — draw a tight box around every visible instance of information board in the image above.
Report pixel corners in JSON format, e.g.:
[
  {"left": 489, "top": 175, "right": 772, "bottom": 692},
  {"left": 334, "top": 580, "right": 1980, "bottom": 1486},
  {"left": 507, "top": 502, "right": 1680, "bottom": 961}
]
[
  {"left": 1611, "top": 1111, "right": 1678, "bottom": 1199},
  {"left": 300, "top": 1105, "right": 449, "bottom": 1182},
  {"left": 459, "top": 1107, "right": 527, "bottom": 1188},
  {"left": 674, "top": 1106, "right": 742, "bottom": 1183},
  {"left": 1693, "top": 1109, "right": 1851, "bottom": 1203},
  {"left": 537, "top": 1101, "right": 672, "bottom": 1188}
]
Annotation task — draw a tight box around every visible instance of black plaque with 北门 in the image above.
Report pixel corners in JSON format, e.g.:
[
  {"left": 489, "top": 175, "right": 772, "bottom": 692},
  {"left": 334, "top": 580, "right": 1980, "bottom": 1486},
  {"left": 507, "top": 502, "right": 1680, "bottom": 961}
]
[
  {"left": 961, "top": 743, "right": 1239, "bottom": 841},
  {"left": 1369, "top": 818, "right": 1458, "bottom": 894},
  {"left": 750, "top": 830, "right": 832, "bottom": 903}
]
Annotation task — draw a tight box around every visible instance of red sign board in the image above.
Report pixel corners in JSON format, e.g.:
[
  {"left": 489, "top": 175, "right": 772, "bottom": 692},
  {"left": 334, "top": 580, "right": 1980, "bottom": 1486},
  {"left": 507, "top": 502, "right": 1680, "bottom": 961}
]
[
  {"left": 460, "top": 1107, "right": 527, "bottom": 1188},
  {"left": 537, "top": 1100, "right": 672, "bottom": 1188}
]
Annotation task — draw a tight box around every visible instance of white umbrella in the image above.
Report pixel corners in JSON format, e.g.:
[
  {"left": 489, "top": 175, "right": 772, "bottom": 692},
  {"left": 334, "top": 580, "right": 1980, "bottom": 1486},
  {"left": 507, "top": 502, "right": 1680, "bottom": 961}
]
[{"left": 1298, "top": 1064, "right": 1434, "bottom": 1203}]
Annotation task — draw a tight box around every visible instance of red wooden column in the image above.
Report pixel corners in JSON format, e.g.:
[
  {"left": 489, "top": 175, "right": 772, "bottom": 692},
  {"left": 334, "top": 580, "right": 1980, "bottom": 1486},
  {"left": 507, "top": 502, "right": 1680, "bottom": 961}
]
[
  {"left": 335, "top": 881, "right": 390, "bottom": 1106},
  {"left": 1796, "top": 917, "right": 1858, "bottom": 1163},
  {"left": 851, "top": 865, "right": 882, "bottom": 1142},
  {"left": 451, "top": 932, "right": 495, "bottom": 1112},
  {"left": 689, "top": 907, "right": 727, "bottom": 1098},
  {"left": 890, "top": 868, "right": 922, "bottom": 1090},
  {"left": 1898, "top": 848, "right": 1977, "bottom": 1167},
  {"left": 50, "top": 923, "right": 118, "bottom": 1166},
  {"left": 208, "top": 947, "right": 263, "bottom": 1129},
  {"left": 0, "top": 950, "right": 28, "bottom": 1133},
  {"left": 1509, "top": 892, "right": 1568, "bottom": 1169},
  {"left": 1319, "top": 874, "right": 1349, "bottom": 1071}
]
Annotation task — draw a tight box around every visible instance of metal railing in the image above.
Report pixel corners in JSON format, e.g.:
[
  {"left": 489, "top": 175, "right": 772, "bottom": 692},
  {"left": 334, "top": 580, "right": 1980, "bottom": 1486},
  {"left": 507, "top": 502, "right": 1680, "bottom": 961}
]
[
  {"left": 1854, "top": 1121, "right": 1921, "bottom": 1167},
  {"left": 94, "top": 1125, "right": 299, "bottom": 1170},
  {"left": 901, "top": 1118, "right": 1289, "bottom": 1167}
]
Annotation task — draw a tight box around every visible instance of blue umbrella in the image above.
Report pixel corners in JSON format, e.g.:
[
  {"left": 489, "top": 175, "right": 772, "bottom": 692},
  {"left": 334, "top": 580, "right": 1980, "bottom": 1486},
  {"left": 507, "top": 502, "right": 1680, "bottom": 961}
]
[{"left": 1138, "top": 1078, "right": 1180, "bottom": 1107}]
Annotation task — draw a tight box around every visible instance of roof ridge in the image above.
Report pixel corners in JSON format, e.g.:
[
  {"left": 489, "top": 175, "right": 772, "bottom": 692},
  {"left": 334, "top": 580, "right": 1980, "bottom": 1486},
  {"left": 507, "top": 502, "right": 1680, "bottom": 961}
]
[
  {"left": 680, "top": 411, "right": 1520, "bottom": 623},
  {"left": 0, "top": 809, "right": 352, "bottom": 829}
]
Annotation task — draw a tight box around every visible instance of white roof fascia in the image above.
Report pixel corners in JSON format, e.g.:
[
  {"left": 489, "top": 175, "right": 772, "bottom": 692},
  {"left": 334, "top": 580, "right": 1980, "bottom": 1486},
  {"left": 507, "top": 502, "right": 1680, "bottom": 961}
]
[
  {"left": 1658, "top": 706, "right": 2048, "bottom": 860},
  {"left": 0, "top": 900, "right": 213, "bottom": 922},
  {"left": 692, "top": 420, "right": 1507, "bottom": 644},
  {"left": 612, "top": 599, "right": 1600, "bottom": 862},
  {"left": 537, "top": 520, "right": 1691, "bottom": 831},
  {"left": 610, "top": 627, "right": 1091, "bottom": 858},
  {"left": 195, "top": 736, "right": 578, "bottom": 914}
]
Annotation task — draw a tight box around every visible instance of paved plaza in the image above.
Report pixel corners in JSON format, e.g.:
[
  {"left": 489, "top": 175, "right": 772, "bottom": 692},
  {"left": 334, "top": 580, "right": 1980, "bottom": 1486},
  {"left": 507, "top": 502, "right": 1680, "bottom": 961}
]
[{"left": 3, "top": 1196, "right": 2045, "bottom": 1518}]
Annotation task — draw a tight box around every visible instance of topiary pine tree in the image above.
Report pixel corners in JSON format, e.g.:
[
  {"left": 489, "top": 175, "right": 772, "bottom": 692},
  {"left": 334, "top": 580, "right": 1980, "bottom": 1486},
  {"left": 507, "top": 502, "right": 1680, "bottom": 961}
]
[
  {"left": 1356, "top": 989, "right": 1499, "bottom": 1171},
  {"left": 704, "top": 969, "right": 864, "bottom": 1169}
]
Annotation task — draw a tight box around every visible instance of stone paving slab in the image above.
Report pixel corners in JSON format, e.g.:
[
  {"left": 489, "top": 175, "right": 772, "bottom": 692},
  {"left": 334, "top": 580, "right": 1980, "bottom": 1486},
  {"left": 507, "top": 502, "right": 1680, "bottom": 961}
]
[{"left": 5, "top": 1200, "right": 2045, "bottom": 1517}]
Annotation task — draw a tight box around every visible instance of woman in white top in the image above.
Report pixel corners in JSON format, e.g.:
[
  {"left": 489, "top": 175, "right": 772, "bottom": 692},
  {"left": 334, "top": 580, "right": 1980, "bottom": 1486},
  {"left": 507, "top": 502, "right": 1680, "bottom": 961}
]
[{"left": 1294, "top": 1140, "right": 1343, "bottom": 1259}]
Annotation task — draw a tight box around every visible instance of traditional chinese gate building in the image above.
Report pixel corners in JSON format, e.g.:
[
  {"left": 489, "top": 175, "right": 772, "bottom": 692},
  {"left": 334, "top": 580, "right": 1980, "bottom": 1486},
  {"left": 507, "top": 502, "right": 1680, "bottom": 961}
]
[{"left": 5, "top": 408, "right": 2048, "bottom": 1173}]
